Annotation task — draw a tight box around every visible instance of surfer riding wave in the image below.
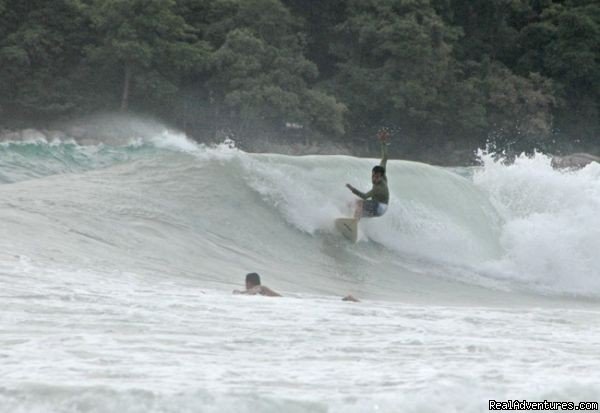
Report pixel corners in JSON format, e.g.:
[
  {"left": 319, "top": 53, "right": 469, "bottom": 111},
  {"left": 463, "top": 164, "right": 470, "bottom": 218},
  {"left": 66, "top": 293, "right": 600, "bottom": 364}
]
[{"left": 346, "top": 129, "right": 391, "bottom": 220}]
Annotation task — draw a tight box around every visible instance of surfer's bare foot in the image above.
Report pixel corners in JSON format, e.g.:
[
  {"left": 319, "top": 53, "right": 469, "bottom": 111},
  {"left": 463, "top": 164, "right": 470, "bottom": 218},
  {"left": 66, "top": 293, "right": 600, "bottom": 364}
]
[{"left": 342, "top": 294, "right": 360, "bottom": 302}]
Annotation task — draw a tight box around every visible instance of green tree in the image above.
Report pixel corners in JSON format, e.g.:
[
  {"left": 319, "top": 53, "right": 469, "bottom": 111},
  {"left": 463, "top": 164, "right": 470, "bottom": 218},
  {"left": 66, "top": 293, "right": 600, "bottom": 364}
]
[
  {"left": 330, "top": 0, "right": 465, "bottom": 144},
  {"left": 205, "top": 0, "right": 346, "bottom": 138},
  {"left": 444, "top": 0, "right": 598, "bottom": 149},
  {"left": 437, "top": 0, "right": 530, "bottom": 64},
  {"left": 0, "top": 0, "right": 90, "bottom": 121},
  {"left": 519, "top": 1, "right": 600, "bottom": 143},
  {"left": 83, "top": 0, "right": 210, "bottom": 112},
  {"left": 482, "top": 61, "right": 556, "bottom": 151},
  {"left": 282, "top": 0, "right": 348, "bottom": 78}
]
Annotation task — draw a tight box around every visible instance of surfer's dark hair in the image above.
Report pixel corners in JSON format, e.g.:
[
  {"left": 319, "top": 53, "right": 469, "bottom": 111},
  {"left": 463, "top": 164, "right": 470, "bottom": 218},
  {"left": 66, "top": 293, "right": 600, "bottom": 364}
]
[
  {"left": 246, "top": 272, "right": 261, "bottom": 286},
  {"left": 372, "top": 165, "right": 385, "bottom": 176}
]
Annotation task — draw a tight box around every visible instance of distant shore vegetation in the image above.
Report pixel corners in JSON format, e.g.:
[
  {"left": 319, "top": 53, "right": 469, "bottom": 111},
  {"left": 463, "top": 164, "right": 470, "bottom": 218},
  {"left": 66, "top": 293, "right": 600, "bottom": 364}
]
[{"left": 0, "top": 0, "right": 598, "bottom": 162}]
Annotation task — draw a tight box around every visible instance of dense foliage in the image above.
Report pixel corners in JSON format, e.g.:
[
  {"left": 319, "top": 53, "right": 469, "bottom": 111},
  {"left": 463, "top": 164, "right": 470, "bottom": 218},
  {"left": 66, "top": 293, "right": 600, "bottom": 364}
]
[{"left": 0, "top": 0, "right": 598, "bottom": 158}]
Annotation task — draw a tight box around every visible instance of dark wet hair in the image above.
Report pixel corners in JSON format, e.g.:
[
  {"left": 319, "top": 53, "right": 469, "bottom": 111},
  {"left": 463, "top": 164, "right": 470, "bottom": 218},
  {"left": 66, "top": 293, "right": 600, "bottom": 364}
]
[
  {"left": 246, "top": 272, "right": 261, "bottom": 286},
  {"left": 372, "top": 165, "right": 385, "bottom": 176}
]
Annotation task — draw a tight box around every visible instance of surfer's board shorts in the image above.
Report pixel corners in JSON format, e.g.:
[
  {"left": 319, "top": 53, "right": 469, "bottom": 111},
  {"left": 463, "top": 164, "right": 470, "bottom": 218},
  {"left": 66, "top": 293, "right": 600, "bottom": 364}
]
[{"left": 362, "top": 200, "right": 388, "bottom": 218}]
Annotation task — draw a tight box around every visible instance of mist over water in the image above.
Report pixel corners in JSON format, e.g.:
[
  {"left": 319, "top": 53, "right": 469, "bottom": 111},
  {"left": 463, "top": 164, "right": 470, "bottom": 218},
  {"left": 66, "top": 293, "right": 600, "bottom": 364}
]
[{"left": 1, "top": 121, "right": 599, "bottom": 412}]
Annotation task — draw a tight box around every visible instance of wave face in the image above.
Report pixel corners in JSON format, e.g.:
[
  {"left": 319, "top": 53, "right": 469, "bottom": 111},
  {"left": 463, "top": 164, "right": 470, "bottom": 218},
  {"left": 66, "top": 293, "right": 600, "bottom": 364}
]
[
  {"left": 0, "top": 129, "right": 599, "bottom": 299},
  {"left": 2, "top": 125, "right": 600, "bottom": 413}
]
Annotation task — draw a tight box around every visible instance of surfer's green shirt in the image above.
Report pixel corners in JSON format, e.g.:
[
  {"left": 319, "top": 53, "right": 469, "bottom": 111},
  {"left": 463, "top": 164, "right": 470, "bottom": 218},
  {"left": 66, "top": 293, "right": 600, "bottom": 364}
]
[{"left": 352, "top": 142, "right": 389, "bottom": 204}]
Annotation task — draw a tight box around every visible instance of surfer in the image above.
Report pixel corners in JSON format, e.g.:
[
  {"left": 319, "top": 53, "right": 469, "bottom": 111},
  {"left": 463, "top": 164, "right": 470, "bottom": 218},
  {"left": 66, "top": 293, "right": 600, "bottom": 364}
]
[
  {"left": 346, "top": 129, "right": 391, "bottom": 219},
  {"left": 233, "top": 272, "right": 360, "bottom": 302},
  {"left": 233, "top": 272, "right": 282, "bottom": 297}
]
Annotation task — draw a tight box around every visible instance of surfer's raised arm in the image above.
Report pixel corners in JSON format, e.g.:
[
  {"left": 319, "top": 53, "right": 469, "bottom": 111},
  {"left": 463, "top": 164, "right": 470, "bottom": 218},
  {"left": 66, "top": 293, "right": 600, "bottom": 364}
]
[
  {"left": 344, "top": 129, "right": 391, "bottom": 220},
  {"left": 378, "top": 129, "right": 390, "bottom": 169}
]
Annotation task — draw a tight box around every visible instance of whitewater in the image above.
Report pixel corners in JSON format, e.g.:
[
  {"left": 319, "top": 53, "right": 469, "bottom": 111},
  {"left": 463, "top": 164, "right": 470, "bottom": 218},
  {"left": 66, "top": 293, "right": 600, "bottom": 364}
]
[{"left": 1, "top": 124, "right": 599, "bottom": 412}]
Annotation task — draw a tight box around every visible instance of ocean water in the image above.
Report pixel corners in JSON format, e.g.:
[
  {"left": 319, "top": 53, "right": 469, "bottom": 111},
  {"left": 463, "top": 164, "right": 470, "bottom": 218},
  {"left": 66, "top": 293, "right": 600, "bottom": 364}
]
[{"left": 1, "top": 125, "right": 599, "bottom": 412}]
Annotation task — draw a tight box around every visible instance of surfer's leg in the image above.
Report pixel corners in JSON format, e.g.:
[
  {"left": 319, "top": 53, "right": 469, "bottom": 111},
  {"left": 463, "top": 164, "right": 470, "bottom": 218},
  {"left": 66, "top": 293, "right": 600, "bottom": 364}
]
[
  {"left": 361, "top": 200, "right": 379, "bottom": 218},
  {"left": 353, "top": 200, "right": 363, "bottom": 219}
]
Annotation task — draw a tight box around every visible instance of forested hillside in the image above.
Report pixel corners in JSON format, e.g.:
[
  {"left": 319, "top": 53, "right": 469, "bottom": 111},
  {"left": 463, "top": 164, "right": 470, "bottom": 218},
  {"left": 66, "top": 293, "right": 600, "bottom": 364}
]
[{"left": 1, "top": 0, "right": 598, "bottom": 161}]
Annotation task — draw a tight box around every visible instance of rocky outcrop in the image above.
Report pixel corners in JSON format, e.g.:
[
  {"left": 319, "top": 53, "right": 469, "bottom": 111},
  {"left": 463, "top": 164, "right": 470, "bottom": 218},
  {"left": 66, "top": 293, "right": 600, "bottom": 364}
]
[{"left": 551, "top": 153, "right": 600, "bottom": 169}]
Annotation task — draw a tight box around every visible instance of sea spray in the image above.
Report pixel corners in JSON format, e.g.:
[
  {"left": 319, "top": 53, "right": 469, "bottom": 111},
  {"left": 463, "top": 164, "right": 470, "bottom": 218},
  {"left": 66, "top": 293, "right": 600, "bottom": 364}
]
[{"left": 475, "top": 151, "right": 600, "bottom": 295}]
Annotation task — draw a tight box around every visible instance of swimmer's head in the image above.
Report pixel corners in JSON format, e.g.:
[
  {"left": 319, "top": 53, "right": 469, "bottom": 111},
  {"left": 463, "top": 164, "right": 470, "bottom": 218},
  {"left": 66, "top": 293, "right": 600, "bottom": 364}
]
[{"left": 245, "top": 272, "right": 261, "bottom": 289}]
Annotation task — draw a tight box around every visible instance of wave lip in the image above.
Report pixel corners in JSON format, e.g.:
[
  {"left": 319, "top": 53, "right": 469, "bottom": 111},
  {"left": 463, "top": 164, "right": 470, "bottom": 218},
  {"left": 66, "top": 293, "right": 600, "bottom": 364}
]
[{"left": 0, "top": 124, "right": 203, "bottom": 184}]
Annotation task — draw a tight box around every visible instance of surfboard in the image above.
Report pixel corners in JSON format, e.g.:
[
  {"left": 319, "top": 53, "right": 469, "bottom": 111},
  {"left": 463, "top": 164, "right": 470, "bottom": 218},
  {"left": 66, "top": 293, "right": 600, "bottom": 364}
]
[{"left": 335, "top": 218, "right": 358, "bottom": 243}]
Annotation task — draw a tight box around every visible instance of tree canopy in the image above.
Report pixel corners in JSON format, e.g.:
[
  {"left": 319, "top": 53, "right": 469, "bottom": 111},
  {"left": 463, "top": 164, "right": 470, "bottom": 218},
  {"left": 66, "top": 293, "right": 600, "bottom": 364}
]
[{"left": 0, "top": 0, "right": 598, "bottom": 160}]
